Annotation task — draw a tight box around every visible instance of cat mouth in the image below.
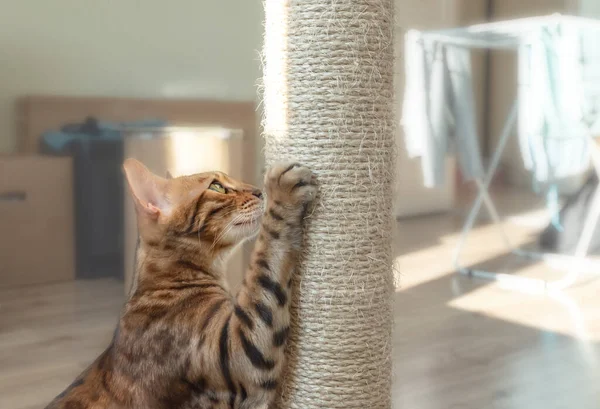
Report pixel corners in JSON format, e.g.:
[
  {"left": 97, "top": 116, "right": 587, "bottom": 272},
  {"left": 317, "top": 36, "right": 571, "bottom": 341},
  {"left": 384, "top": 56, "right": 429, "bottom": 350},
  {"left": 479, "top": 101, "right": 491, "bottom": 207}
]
[
  {"left": 233, "top": 214, "right": 262, "bottom": 226},
  {"left": 234, "top": 220, "right": 254, "bottom": 226}
]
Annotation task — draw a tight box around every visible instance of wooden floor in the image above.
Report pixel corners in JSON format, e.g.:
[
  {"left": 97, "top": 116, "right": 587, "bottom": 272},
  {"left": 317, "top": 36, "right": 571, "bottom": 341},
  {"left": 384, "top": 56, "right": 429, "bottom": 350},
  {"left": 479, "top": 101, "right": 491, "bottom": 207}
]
[{"left": 2, "top": 188, "right": 600, "bottom": 409}]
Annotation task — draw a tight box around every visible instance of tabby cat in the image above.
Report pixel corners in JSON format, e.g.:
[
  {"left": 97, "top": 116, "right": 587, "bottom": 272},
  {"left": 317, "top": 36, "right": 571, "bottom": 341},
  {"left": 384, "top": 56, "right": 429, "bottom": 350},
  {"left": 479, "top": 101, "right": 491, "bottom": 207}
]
[{"left": 45, "top": 159, "right": 317, "bottom": 409}]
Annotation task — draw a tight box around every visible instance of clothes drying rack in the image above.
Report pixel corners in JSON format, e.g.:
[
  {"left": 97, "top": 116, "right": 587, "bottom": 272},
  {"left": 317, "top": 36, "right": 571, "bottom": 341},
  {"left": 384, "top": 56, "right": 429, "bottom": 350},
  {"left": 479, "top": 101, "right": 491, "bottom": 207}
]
[{"left": 417, "top": 14, "right": 600, "bottom": 292}]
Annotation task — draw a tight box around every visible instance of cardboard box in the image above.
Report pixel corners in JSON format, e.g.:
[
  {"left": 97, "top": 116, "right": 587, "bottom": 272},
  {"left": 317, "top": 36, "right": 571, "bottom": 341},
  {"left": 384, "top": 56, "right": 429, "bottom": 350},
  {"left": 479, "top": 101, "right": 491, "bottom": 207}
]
[{"left": 0, "top": 156, "right": 75, "bottom": 287}]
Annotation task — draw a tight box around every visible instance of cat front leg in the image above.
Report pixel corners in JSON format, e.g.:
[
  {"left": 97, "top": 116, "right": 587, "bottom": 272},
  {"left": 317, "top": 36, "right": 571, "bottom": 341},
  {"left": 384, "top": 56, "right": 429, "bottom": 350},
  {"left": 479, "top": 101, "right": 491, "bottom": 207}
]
[{"left": 227, "top": 163, "right": 316, "bottom": 405}]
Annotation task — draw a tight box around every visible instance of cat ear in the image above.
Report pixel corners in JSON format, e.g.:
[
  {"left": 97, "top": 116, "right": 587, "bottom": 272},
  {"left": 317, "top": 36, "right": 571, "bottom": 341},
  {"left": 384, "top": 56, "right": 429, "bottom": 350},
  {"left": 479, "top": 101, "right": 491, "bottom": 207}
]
[
  {"left": 166, "top": 170, "right": 173, "bottom": 179},
  {"left": 123, "top": 158, "right": 171, "bottom": 220}
]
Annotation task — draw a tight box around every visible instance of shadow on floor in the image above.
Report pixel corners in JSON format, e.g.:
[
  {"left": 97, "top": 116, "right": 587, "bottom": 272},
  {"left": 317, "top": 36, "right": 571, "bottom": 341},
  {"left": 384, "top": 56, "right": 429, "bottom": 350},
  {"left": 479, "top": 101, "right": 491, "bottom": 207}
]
[{"left": 392, "top": 248, "right": 600, "bottom": 409}]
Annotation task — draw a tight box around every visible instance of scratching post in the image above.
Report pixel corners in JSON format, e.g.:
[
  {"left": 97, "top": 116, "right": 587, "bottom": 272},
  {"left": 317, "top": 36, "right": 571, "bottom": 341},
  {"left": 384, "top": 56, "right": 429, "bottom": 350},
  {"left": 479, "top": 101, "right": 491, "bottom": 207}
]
[{"left": 262, "top": 0, "right": 395, "bottom": 408}]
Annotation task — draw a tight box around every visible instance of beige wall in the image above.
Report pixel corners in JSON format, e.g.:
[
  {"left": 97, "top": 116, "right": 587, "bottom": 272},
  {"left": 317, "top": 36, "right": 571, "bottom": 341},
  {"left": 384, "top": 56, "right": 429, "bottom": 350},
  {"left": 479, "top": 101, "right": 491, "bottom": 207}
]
[{"left": 0, "top": 0, "right": 263, "bottom": 152}]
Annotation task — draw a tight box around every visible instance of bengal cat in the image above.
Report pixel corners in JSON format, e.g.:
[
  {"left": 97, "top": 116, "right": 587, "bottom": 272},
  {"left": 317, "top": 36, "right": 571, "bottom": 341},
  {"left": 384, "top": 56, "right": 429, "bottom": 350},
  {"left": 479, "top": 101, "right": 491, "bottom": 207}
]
[{"left": 45, "top": 159, "right": 317, "bottom": 409}]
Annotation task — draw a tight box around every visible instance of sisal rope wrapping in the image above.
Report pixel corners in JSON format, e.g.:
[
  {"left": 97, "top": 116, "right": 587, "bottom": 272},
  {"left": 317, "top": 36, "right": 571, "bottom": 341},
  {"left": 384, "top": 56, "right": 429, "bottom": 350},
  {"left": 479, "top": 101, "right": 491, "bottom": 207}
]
[{"left": 262, "top": 0, "right": 395, "bottom": 408}]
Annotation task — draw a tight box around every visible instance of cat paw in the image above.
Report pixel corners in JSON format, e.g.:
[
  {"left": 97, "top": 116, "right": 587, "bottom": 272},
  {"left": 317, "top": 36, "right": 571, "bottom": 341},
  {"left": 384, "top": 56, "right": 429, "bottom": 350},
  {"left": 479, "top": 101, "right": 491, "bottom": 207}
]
[{"left": 264, "top": 162, "right": 317, "bottom": 209}]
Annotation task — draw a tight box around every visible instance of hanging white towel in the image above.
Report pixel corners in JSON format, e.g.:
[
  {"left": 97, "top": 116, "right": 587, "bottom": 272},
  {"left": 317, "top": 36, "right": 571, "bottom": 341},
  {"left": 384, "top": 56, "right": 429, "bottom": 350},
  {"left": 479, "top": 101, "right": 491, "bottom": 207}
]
[{"left": 401, "top": 30, "right": 483, "bottom": 187}]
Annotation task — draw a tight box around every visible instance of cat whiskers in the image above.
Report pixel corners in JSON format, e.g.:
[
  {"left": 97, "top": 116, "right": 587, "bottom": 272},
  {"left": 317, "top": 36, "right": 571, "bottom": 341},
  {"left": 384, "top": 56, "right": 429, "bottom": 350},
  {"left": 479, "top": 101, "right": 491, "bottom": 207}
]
[
  {"left": 210, "top": 213, "right": 245, "bottom": 251},
  {"left": 193, "top": 208, "right": 238, "bottom": 241}
]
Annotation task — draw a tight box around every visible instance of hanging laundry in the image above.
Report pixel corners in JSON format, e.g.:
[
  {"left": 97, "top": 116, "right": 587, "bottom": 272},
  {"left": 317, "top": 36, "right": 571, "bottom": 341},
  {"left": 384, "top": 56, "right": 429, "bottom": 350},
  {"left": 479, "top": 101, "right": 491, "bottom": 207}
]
[
  {"left": 517, "top": 23, "right": 600, "bottom": 185},
  {"left": 401, "top": 29, "right": 483, "bottom": 188}
]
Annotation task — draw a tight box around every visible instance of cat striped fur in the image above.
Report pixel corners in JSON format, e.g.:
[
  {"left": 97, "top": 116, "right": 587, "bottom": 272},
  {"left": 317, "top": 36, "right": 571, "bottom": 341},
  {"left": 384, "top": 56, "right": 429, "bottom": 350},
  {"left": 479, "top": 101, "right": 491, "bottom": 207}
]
[{"left": 45, "top": 160, "right": 316, "bottom": 409}]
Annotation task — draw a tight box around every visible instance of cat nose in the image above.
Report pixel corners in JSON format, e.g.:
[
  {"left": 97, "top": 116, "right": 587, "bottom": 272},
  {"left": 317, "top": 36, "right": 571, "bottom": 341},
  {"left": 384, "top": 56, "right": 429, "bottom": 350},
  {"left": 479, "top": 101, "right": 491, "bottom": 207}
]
[{"left": 252, "top": 189, "right": 263, "bottom": 199}]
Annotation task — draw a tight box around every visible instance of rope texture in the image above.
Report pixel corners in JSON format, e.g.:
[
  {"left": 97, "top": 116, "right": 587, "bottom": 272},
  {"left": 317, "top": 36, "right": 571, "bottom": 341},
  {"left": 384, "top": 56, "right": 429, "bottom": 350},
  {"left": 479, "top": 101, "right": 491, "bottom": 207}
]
[{"left": 262, "top": 0, "right": 395, "bottom": 408}]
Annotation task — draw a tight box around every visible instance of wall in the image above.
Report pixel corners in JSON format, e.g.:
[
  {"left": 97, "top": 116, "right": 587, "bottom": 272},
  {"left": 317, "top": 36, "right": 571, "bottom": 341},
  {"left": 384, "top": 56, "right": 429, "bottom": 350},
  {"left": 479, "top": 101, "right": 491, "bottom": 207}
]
[
  {"left": 0, "top": 0, "right": 263, "bottom": 152},
  {"left": 580, "top": 0, "right": 600, "bottom": 16}
]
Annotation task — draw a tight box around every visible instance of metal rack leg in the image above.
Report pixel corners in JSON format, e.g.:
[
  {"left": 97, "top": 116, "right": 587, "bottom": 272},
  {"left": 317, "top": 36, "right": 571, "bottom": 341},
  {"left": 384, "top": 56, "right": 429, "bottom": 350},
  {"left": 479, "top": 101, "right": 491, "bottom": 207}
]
[
  {"left": 453, "top": 101, "right": 518, "bottom": 272},
  {"left": 455, "top": 111, "right": 600, "bottom": 291}
]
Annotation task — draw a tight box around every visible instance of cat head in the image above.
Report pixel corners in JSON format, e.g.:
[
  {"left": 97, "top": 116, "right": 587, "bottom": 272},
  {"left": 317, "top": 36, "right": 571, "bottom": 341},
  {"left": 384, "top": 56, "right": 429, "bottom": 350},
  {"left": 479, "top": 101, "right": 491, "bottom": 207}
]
[{"left": 123, "top": 158, "right": 263, "bottom": 252}]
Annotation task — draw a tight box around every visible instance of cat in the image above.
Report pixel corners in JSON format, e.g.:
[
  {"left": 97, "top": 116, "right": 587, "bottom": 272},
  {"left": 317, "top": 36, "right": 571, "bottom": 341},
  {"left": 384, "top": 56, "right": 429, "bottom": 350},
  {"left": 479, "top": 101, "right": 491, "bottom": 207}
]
[{"left": 45, "top": 158, "right": 317, "bottom": 409}]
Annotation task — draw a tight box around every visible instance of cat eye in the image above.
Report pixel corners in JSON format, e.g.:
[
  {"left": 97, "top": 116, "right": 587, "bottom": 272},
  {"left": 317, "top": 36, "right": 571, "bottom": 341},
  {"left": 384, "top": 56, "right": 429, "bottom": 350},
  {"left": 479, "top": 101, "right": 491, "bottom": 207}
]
[{"left": 208, "top": 181, "right": 226, "bottom": 194}]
